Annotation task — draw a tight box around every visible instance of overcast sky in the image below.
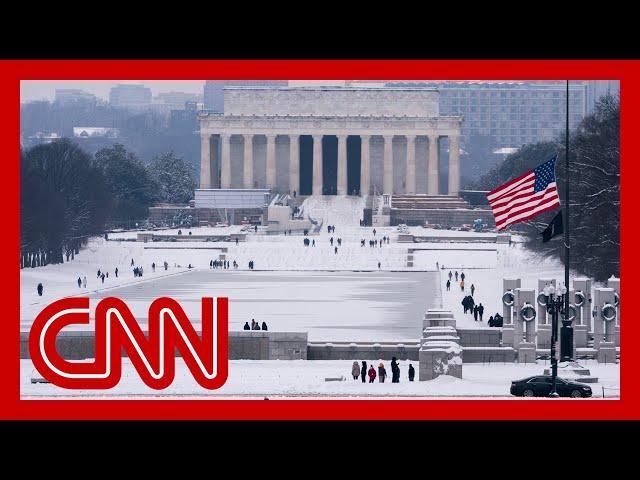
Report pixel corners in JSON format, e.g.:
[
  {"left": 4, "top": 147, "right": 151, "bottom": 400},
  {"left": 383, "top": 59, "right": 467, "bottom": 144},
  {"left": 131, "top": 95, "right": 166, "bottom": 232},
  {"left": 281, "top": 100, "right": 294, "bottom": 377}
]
[
  {"left": 19, "top": 80, "right": 361, "bottom": 102},
  {"left": 20, "top": 80, "right": 207, "bottom": 102}
]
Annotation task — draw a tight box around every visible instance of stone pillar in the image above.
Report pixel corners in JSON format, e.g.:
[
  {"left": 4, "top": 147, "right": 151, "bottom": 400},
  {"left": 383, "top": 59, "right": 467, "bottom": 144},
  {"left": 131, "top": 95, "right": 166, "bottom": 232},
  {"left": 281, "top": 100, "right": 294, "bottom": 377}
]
[
  {"left": 337, "top": 134, "right": 347, "bottom": 195},
  {"left": 243, "top": 134, "right": 253, "bottom": 189},
  {"left": 200, "top": 133, "right": 211, "bottom": 188},
  {"left": 383, "top": 135, "right": 393, "bottom": 195},
  {"left": 289, "top": 134, "right": 299, "bottom": 194},
  {"left": 312, "top": 134, "right": 323, "bottom": 195},
  {"left": 448, "top": 135, "right": 460, "bottom": 196},
  {"left": 427, "top": 134, "right": 439, "bottom": 195},
  {"left": 220, "top": 133, "right": 231, "bottom": 189},
  {"left": 360, "top": 135, "right": 370, "bottom": 196},
  {"left": 266, "top": 134, "right": 277, "bottom": 189},
  {"left": 405, "top": 135, "right": 416, "bottom": 195}
]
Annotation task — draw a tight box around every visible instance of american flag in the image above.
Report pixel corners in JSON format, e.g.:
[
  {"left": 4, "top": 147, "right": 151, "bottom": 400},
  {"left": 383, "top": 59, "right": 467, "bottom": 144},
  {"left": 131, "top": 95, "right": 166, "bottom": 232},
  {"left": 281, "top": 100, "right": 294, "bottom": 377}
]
[{"left": 487, "top": 155, "right": 561, "bottom": 231}]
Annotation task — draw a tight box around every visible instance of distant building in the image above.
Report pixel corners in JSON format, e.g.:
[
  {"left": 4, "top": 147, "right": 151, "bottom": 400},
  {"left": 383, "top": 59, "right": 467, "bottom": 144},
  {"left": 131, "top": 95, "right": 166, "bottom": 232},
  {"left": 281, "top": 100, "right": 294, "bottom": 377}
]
[
  {"left": 109, "top": 84, "right": 152, "bottom": 109},
  {"left": 54, "top": 89, "right": 97, "bottom": 107},
  {"left": 73, "top": 127, "right": 120, "bottom": 138},
  {"left": 154, "top": 91, "right": 202, "bottom": 110},
  {"left": 386, "top": 80, "right": 588, "bottom": 149},
  {"left": 203, "top": 80, "right": 288, "bottom": 112}
]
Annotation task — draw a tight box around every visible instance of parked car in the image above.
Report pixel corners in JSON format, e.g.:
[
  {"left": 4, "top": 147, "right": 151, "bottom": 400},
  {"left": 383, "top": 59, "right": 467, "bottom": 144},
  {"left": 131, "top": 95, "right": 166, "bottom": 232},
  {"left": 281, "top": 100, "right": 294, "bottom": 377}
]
[{"left": 510, "top": 375, "right": 592, "bottom": 398}]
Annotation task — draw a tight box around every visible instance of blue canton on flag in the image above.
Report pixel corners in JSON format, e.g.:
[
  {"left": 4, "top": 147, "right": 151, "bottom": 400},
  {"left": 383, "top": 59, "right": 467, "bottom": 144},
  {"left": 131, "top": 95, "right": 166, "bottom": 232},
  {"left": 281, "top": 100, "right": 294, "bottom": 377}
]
[{"left": 533, "top": 157, "right": 557, "bottom": 193}]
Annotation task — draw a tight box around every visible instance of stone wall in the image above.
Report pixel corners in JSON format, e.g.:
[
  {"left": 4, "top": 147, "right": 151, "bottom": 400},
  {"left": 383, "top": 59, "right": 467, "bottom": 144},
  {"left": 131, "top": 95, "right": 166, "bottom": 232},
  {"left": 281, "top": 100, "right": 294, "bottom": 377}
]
[
  {"left": 391, "top": 208, "right": 495, "bottom": 227},
  {"left": 224, "top": 87, "right": 440, "bottom": 118},
  {"left": 307, "top": 342, "right": 419, "bottom": 361},
  {"left": 456, "top": 328, "right": 501, "bottom": 347},
  {"left": 21, "top": 331, "right": 308, "bottom": 361}
]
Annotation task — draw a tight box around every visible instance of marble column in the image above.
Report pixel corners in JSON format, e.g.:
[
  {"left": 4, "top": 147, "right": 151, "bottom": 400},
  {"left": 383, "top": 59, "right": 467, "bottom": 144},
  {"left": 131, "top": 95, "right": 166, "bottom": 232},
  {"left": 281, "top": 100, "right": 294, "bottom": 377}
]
[
  {"left": 312, "top": 134, "right": 323, "bottom": 195},
  {"left": 289, "top": 134, "right": 300, "bottom": 194},
  {"left": 243, "top": 134, "right": 253, "bottom": 189},
  {"left": 360, "top": 135, "right": 370, "bottom": 196},
  {"left": 427, "top": 134, "right": 439, "bottom": 195},
  {"left": 337, "top": 134, "right": 347, "bottom": 195},
  {"left": 383, "top": 135, "right": 394, "bottom": 195},
  {"left": 266, "top": 134, "right": 276, "bottom": 189},
  {"left": 200, "top": 133, "right": 211, "bottom": 188},
  {"left": 405, "top": 135, "right": 416, "bottom": 195},
  {"left": 220, "top": 133, "right": 231, "bottom": 189},
  {"left": 448, "top": 134, "right": 460, "bottom": 197}
]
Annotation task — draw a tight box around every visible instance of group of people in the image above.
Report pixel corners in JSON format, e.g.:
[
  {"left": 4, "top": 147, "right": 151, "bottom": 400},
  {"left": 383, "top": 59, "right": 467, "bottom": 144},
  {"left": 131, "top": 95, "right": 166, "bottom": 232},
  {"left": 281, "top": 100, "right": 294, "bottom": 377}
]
[
  {"left": 303, "top": 238, "right": 315, "bottom": 247},
  {"left": 248, "top": 260, "right": 256, "bottom": 270},
  {"left": 76, "top": 275, "right": 88, "bottom": 288},
  {"left": 210, "top": 259, "right": 237, "bottom": 269},
  {"left": 329, "top": 237, "right": 342, "bottom": 247},
  {"left": 244, "top": 319, "right": 268, "bottom": 331},
  {"left": 327, "top": 225, "right": 336, "bottom": 234},
  {"left": 351, "top": 357, "right": 414, "bottom": 383},
  {"left": 488, "top": 313, "right": 504, "bottom": 327}
]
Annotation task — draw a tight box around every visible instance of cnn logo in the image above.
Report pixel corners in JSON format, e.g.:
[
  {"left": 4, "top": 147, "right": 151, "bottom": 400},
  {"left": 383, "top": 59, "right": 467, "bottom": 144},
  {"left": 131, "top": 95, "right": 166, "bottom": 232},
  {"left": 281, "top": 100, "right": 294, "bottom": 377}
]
[{"left": 29, "top": 297, "right": 228, "bottom": 390}]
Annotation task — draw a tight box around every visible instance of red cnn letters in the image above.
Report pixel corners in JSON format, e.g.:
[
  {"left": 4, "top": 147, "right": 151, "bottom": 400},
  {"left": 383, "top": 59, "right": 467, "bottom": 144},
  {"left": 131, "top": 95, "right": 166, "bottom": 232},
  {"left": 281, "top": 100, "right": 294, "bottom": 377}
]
[{"left": 29, "top": 296, "right": 228, "bottom": 390}]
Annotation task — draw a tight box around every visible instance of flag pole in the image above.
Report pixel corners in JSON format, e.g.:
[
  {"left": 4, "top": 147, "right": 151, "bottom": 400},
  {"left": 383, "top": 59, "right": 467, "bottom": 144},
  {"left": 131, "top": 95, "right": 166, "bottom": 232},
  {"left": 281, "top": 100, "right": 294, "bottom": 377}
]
[{"left": 564, "top": 79, "right": 571, "bottom": 354}]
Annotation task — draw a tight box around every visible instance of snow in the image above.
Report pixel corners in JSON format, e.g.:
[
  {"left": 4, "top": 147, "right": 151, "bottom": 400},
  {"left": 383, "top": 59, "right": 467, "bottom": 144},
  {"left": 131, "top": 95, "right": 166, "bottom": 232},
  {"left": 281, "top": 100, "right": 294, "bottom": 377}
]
[{"left": 20, "top": 358, "right": 619, "bottom": 399}]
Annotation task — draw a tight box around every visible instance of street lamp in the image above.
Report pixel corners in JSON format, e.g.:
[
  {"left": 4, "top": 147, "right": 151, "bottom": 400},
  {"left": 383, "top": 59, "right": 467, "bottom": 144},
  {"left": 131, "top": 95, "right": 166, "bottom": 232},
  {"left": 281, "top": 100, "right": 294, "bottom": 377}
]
[{"left": 544, "top": 283, "right": 566, "bottom": 398}]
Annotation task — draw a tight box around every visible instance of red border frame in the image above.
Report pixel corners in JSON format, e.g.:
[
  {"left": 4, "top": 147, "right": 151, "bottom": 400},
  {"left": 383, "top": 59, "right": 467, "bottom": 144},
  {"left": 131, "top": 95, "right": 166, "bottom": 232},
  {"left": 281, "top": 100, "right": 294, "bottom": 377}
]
[{"left": 4, "top": 60, "right": 631, "bottom": 419}]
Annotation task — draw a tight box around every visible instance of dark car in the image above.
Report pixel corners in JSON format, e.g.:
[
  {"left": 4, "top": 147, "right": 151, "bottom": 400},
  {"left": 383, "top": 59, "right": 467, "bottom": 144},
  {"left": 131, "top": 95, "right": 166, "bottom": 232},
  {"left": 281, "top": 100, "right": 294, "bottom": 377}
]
[{"left": 510, "top": 376, "right": 592, "bottom": 398}]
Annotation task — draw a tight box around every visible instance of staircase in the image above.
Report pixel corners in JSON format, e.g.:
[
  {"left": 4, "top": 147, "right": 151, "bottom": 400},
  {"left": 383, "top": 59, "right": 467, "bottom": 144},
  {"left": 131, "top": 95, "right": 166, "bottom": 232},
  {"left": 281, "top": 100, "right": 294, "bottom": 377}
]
[{"left": 391, "top": 195, "right": 472, "bottom": 210}]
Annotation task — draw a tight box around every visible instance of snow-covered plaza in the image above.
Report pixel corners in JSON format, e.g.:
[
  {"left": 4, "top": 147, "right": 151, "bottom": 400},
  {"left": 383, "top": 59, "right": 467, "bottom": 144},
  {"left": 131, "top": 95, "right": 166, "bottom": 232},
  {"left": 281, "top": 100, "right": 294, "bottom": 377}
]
[{"left": 19, "top": 196, "right": 619, "bottom": 398}]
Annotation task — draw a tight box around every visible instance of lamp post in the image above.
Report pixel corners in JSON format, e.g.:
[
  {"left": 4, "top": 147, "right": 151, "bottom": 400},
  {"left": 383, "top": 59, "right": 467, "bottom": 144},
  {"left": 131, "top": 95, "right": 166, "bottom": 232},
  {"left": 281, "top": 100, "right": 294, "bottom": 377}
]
[{"left": 544, "top": 283, "right": 566, "bottom": 398}]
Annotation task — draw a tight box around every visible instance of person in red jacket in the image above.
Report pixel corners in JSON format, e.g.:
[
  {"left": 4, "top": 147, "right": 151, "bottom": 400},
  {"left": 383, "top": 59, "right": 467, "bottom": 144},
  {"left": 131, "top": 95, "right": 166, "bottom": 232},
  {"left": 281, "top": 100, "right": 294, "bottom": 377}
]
[{"left": 368, "top": 365, "right": 377, "bottom": 383}]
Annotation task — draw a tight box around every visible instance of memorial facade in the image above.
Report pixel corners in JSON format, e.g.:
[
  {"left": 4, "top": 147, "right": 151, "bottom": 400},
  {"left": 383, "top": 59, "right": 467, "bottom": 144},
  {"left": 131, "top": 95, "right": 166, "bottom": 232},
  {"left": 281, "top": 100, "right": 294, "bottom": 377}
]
[{"left": 199, "top": 87, "right": 463, "bottom": 197}]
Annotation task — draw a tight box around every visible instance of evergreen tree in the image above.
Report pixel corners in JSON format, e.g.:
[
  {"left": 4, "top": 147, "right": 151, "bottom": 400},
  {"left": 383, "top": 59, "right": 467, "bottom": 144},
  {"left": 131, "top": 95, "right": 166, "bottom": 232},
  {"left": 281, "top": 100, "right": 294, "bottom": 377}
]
[{"left": 147, "top": 151, "right": 196, "bottom": 204}]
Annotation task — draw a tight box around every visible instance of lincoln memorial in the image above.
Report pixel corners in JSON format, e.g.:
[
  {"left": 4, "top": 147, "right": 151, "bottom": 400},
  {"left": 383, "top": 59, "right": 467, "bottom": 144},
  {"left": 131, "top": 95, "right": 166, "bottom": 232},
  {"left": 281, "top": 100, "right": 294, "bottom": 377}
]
[{"left": 198, "top": 86, "right": 463, "bottom": 197}]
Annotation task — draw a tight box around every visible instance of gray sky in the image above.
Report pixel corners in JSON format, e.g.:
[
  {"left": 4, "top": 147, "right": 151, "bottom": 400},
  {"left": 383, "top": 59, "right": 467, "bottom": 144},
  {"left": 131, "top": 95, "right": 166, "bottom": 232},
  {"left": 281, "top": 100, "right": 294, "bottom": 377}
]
[{"left": 20, "top": 80, "right": 206, "bottom": 102}]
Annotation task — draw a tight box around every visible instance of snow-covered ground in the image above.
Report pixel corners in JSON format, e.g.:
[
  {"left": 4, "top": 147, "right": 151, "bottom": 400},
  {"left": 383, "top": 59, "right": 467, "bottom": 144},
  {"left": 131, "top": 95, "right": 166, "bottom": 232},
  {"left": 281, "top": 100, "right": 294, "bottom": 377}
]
[{"left": 20, "top": 358, "right": 619, "bottom": 399}]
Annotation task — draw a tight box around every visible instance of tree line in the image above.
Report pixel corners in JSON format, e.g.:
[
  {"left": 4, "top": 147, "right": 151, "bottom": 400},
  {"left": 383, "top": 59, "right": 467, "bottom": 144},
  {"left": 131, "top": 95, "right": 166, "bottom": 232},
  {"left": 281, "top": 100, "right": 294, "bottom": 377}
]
[
  {"left": 472, "top": 95, "right": 619, "bottom": 282},
  {"left": 20, "top": 140, "right": 196, "bottom": 267}
]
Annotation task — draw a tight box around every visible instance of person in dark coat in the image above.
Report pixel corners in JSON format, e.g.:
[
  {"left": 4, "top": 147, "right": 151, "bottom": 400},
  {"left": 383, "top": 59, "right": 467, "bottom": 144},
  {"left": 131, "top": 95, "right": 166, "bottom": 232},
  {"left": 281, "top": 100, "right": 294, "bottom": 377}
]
[
  {"left": 131, "top": 258, "right": 134, "bottom": 266},
  {"left": 408, "top": 364, "right": 415, "bottom": 382},
  {"left": 378, "top": 362, "right": 387, "bottom": 383},
  {"left": 470, "top": 284, "right": 475, "bottom": 297},
  {"left": 115, "top": 267, "right": 118, "bottom": 278},
  {"left": 473, "top": 305, "right": 479, "bottom": 321},
  {"left": 448, "top": 270, "right": 453, "bottom": 280},
  {"left": 478, "top": 303, "right": 484, "bottom": 322},
  {"left": 243, "top": 321, "right": 250, "bottom": 330},
  {"left": 446, "top": 279, "right": 451, "bottom": 291},
  {"left": 455, "top": 271, "right": 459, "bottom": 281},
  {"left": 460, "top": 272, "right": 465, "bottom": 282},
  {"left": 488, "top": 316, "right": 495, "bottom": 327},
  {"left": 391, "top": 357, "right": 400, "bottom": 383},
  {"left": 368, "top": 365, "right": 377, "bottom": 383},
  {"left": 378, "top": 261, "right": 381, "bottom": 269},
  {"left": 37, "top": 283, "right": 43, "bottom": 296},
  {"left": 360, "top": 361, "right": 367, "bottom": 383},
  {"left": 77, "top": 277, "right": 82, "bottom": 288},
  {"left": 261, "top": 321, "right": 268, "bottom": 331}
]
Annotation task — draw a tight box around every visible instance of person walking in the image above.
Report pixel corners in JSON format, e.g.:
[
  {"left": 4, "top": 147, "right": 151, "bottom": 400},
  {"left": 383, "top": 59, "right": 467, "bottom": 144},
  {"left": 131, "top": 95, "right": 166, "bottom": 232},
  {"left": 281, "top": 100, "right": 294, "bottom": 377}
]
[
  {"left": 101, "top": 273, "right": 105, "bottom": 284},
  {"left": 82, "top": 276, "right": 87, "bottom": 288},
  {"left": 131, "top": 258, "right": 134, "bottom": 266},
  {"left": 312, "top": 239, "right": 315, "bottom": 247},
  {"left": 37, "top": 283, "right": 43, "bottom": 296},
  {"left": 252, "top": 321, "right": 261, "bottom": 330},
  {"left": 352, "top": 361, "right": 360, "bottom": 380},
  {"left": 446, "top": 279, "right": 451, "bottom": 291},
  {"left": 251, "top": 319, "right": 256, "bottom": 330},
  {"left": 360, "top": 361, "right": 367, "bottom": 383},
  {"left": 378, "top": 261, "right": 381, "bottom": 269},
  {"left": 334, "top": 246, "right": 338, "bottom": 254},
  {"left": 243, "top": 321, "right": 250, "bottom": 330},
  {"left": 448, "top": 270, "right": 453, "bottom": 281},
  {"left": 368, "top": 365, "right": 377, "bottom": 383},
  {"left": 408, "top": 364, "right": 415, "bottom": 382},
  {"left": 152, "top": 262, "right": 156, "bottom": 272},
  {"left": 455, "top": 271, "right": 459, "bottom": 281},
  {"left": 460, "top": 272, "right": 465, "bottom": 282},
  {"left": 373, "top": 228, "right": 376, "bottom": 237},
  {"left": 77, "top": 277, "right": 82, "bottom": 288},
  {"left": 378, "top": 362, "right": 387, "bottom": 383},
  {"left": 478, "top": 303, "right": 484, "bottom": 322},
  {"left": 460, "top": 279, "right": 465, "bottom": 291},
  {"left": 471, "top": 284, "right": 475, "bottom": 297},
  {"left": 473, "top": 305, "right": 479, "bottom": 321},
  {"left": 115, "top": 267, "right": 118, "bottom": 278},
  {"left": 261, "top": 321, "right": 268, "bottom": 331}
]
